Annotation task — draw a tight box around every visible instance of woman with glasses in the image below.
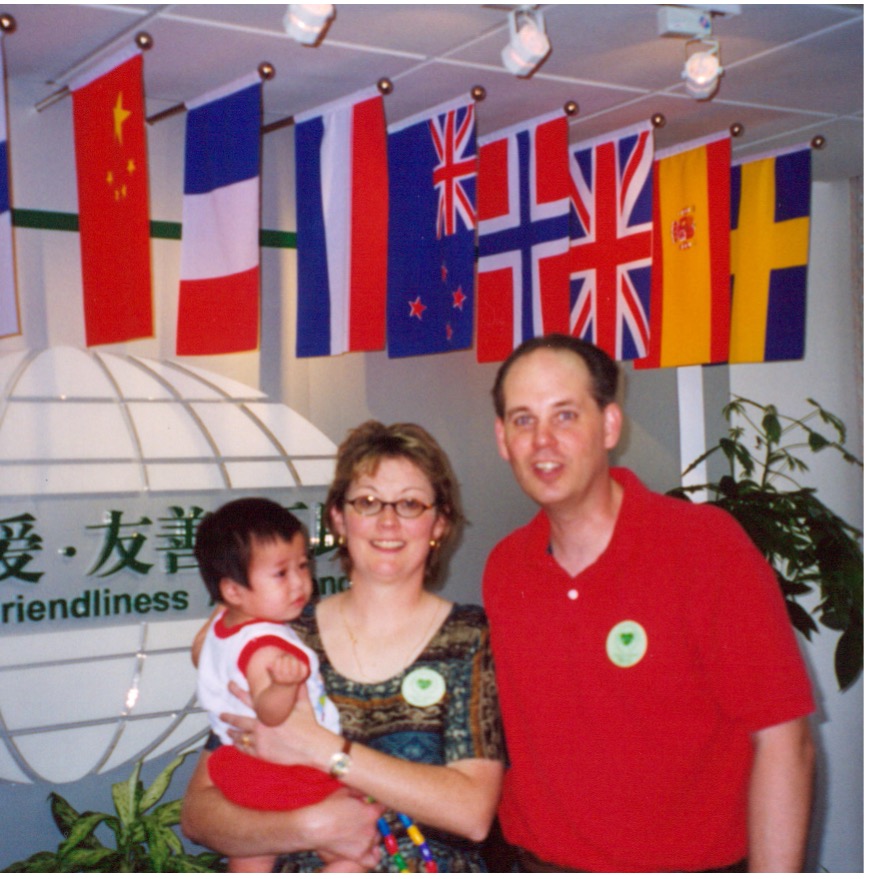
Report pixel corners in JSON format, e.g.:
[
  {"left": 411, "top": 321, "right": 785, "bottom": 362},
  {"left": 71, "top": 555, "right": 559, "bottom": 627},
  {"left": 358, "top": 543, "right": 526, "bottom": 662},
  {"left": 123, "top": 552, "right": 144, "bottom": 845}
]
[{"left": 182, "top": 421, "right": 504, "bottom": 872}]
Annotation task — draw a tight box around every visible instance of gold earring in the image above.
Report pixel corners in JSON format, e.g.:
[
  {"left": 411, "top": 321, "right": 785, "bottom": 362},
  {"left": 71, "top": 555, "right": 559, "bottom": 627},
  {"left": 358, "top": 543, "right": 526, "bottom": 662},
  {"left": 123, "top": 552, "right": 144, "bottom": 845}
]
[
  {"left": 429, "top": 538, "right": 440, "bottom": 549},
  {"left": 337, "top": 535, "right": 346, "bottom": 547}
]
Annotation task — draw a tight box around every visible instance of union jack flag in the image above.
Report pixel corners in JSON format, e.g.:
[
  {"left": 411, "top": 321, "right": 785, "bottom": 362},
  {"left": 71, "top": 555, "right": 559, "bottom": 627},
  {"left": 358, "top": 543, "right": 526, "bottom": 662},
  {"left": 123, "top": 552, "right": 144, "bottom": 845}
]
[
  {"left": 476, "top": 111, "right": 570, "bottom": 363},
  {"left": 430, "top": 103, "right": 475, "bottom": 238},
  {"left": 569, "top": 122, "right": 653, "bottom": 361}
]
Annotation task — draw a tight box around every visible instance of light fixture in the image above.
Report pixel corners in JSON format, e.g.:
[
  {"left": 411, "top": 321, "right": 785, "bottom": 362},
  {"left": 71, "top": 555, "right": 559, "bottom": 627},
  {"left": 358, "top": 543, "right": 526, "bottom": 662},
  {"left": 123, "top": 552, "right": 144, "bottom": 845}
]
[
  {"left": 501, "top": 6, "right": 551, "bottom": 78},
  {"left": 682, "top": 37, "right": 723, "bottom": 100},
  {"left": 657, "top": 6, "right": 738, "bottom": 100},
  {"left": 283, "top": 4, "right": 335, "bottom": 45}
]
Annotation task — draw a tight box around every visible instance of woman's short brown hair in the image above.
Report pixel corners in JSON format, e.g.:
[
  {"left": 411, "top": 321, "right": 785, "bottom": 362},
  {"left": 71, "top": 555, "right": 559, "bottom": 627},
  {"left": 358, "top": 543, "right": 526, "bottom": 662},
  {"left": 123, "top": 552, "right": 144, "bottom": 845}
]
[{"left": 325, "top": 421, "right": 464, "bottom": 585}]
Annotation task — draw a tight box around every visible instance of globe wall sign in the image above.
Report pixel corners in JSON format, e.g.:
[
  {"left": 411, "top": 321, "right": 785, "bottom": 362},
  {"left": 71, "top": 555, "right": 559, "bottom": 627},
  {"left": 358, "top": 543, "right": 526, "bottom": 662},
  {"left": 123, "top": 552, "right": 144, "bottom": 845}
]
[
  {"left": 0, "top": 492, "right": 346, "bottom": 633},
  {"left": 0, "top": 347, "right": 342, "bottom": 784}
]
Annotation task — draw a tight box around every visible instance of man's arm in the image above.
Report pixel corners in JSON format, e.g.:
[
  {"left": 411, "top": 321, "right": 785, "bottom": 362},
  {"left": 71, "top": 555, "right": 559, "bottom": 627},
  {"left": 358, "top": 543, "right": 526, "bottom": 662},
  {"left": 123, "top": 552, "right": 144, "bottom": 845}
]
[
  {"left": 747, "top": 715, "right": 815, "bottom": 872},
  {"left": 180, "top": 751, "right": 382, "bottom": 865}
]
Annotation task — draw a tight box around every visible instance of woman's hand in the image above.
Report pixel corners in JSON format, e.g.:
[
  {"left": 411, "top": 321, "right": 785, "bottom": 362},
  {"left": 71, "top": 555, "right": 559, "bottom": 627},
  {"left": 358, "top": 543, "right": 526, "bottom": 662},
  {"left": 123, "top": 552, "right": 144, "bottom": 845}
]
[
  {"left": 221, "top": 680, "right": 338, "bottom": 770},
  {"left": 181, "top": 750, "right": 383, "bottom": 864}
]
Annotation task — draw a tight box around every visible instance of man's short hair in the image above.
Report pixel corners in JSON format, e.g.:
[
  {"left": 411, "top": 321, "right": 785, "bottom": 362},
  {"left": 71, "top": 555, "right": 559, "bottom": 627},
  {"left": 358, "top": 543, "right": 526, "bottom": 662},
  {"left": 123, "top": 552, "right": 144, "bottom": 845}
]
[
  {"left": 194, "top": 497, "right": 304, "bottom": 603},
  {"left": 491, "top": 333, "right": 620, "bottom": 418}
]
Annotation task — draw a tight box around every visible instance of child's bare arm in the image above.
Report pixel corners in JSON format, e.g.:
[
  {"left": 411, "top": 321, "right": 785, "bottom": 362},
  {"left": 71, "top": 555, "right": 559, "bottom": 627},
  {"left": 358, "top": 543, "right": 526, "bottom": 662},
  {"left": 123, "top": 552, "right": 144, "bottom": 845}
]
[{"left": 246, "top": 648, "right": 310, "bottom": 728}]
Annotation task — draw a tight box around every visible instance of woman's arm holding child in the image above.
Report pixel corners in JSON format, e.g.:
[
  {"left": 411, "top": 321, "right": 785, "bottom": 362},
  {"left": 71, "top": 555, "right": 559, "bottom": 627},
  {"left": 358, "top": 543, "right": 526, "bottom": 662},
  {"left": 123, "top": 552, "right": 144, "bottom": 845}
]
[{"left": 181, "top": 752, "right": 382, "bottom": 864}]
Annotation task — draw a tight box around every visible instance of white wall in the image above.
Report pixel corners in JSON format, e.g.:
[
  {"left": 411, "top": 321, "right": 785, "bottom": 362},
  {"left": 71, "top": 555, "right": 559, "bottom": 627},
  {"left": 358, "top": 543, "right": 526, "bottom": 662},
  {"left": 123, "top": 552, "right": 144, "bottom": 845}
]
[{"left": 729, "top": 180, "right": 863, "bottom": 872}]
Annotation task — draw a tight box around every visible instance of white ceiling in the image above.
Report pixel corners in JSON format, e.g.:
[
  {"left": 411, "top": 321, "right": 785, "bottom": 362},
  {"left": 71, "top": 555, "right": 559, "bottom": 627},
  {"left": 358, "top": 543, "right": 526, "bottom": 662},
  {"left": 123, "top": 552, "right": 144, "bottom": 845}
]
[{"left": 3, "top": 3, "right": 864, "bottom": 181}]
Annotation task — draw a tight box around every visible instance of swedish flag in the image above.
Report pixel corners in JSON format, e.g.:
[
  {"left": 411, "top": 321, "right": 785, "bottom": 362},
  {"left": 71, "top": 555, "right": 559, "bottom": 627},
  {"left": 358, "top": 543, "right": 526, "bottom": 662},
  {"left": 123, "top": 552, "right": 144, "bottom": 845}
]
[{"left": 729, "top": 148, "right": 811, "bottom": 363}]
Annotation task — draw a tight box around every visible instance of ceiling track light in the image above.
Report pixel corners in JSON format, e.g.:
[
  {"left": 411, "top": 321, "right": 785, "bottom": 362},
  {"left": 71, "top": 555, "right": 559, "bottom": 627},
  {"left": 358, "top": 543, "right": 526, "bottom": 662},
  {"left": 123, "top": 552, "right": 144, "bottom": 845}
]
[
  {"left": 284, "top": 4, "right": 335, "bottom": 46},
  {"left": 682, "top": 36, "right": 723, "bottom": 100},
  {"left": 502, "top": 6, "right": 551, "bottom": 78}
]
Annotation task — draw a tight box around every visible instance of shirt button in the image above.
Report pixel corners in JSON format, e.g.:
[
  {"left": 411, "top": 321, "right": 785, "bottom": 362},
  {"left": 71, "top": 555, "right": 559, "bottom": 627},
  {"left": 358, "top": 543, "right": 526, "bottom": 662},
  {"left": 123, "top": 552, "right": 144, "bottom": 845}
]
[{"left": 567, "top": 589, "right": 579, "bottom": 600}]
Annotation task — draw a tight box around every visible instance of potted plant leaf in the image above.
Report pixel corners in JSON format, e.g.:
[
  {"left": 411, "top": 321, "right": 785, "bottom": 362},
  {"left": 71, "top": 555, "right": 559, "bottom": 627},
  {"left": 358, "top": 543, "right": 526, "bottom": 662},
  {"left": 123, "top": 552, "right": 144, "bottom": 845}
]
[
  {"left": 669, "top": 396, "right": 863, "bottom": 691},
  {"left": 3, "top": 751, "right": 224, "bottom": 872}
]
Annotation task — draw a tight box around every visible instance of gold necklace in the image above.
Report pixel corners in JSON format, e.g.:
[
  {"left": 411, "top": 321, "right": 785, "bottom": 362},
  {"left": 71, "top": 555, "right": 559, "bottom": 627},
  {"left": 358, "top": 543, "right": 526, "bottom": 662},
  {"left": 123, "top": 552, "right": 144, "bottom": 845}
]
[{"left": 338, "top": 592, "right": 442, "bottom": 683}]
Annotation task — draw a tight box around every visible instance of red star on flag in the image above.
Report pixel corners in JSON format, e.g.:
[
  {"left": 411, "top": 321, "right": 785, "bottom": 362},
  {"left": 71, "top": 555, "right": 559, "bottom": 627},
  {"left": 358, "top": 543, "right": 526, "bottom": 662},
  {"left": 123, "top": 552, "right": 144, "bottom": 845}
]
[
  {"left": 441, "top": 264, "right": 448, "bottom": 283},
  {"left": 452, "top": 286, "right": 467, "bottom": 310},
  {"left": 446, "top": 323, "right": 454, "bottom": 340},
  {"left": 408, "top": 296, "right": 427, "bottom": 319}
]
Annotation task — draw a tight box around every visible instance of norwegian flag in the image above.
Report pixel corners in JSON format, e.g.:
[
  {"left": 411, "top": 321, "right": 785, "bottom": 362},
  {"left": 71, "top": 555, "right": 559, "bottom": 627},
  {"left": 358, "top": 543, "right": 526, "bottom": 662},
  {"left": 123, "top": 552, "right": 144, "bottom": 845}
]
[
  {"left": 431, "top": 103, "right": 476, "bottom": 239},
  {"left": 386, "top": 96, "right": 476, "bottom": 357},
  {"left": 476, "top": 111, "right": 570, "bottom": 363},
  {"left": 569, "top": 122, "right": 653, "bottom": 361}
]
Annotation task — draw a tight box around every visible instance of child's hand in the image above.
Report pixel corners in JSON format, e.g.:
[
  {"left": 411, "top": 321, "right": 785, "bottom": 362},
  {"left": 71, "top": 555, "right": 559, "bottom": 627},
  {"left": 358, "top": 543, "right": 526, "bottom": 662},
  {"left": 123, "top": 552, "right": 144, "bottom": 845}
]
[{"left": 268, "top": 652, "right": 309, "bottom": 686}]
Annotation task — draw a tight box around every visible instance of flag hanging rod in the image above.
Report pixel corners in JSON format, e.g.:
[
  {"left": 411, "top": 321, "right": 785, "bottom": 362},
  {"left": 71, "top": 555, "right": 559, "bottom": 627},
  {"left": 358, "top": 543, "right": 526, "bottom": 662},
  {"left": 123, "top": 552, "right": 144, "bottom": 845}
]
[
  {"left": 146, "top": 62, "right": 276, "bottom": 125},
  {"left": 35, "top": 31, "right": 154, "bottom": 113},
  {"left": 260, "top": 80, "right": 488, "bottom": 137},
  {"left": 261, "top": 115, "right": 295, "bottom": 136},
  {"left": 0, "top": 12, "right": 17, "bottom": 33},
  {"left": 260, "top": 77, "right": 396, "bottom": 136}
]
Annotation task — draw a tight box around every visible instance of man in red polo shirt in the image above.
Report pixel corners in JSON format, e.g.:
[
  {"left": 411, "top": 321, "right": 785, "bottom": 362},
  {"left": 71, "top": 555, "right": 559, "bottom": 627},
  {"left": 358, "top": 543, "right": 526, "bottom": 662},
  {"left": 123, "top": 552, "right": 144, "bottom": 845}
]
[{"left": 483, "top": 333, "right": 815, "bottom": 872}]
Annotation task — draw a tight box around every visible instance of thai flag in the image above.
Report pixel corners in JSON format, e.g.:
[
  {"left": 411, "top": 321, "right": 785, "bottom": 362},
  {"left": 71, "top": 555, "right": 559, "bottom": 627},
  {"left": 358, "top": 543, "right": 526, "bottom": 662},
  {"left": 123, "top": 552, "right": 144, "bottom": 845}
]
[
  {"left": 569, "top": 122, "right": 653, "bottom": 361},
  {"left": 295, "top": 87, "right": 388, "bottom": 357},
  {"left": 177, "top": 73, "right": 262, "bottom": 355},
  {"left": 476, "top": 111, "right": 570, "bottom": 363},
  {"left": 0, "top": 39, "right": 19, "bottom": 338},
  {"left": 386, "top": 96, "right": 476, "bottom": 357}
]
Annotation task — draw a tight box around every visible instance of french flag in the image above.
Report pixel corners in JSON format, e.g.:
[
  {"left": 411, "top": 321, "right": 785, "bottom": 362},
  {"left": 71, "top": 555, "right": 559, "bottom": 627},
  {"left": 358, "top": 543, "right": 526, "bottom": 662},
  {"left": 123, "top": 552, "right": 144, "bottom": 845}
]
[
  {"left": 176, "top": 74, "right": 262, "bottom": 355},
  {"left": 0, "top": 39, "right": 20, "bottom": 338},
  {"left": 295, "top": 87, "right": 388, "bottom": 357}
]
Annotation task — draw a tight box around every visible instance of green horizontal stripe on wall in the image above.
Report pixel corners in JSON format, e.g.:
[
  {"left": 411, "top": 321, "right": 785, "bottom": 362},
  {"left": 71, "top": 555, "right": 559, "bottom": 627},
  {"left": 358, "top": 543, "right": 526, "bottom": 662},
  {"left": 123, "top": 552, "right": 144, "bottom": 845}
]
[
  {"left": 11, "top": 208, "right": 297, "bottom": 249},
  {"left": 152, "top": 220, "right": 181, "bottom": 239},
  {"left": 13, "top": 208, "right": 79, "bottom": 231},
  {"left": 260, "top": 229, "right": 297, "bottom": 248}
]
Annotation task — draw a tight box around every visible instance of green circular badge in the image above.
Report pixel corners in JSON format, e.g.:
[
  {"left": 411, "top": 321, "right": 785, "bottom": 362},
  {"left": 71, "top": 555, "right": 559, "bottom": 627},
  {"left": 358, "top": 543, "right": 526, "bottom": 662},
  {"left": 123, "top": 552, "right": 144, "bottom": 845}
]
[
  {"left": 401, "top": 667, "right": 446, "bottom": 707},
  {"left": 606, "top": 620, "right": 648, "bottom": 668}
]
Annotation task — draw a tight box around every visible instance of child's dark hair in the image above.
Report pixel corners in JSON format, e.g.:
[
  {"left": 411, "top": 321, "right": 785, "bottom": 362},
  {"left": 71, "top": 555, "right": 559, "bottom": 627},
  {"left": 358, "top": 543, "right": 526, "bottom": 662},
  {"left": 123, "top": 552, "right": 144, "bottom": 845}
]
[{"left": 194, "top": 497, "right": 305, "bottom": 602}]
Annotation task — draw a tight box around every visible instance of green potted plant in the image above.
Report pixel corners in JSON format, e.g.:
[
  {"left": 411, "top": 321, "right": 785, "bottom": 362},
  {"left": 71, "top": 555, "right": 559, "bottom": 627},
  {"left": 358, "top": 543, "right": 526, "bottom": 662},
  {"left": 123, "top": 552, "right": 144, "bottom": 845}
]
[
  {"left": 3, "top": 751, "right": 224, "bottom": 872},
  {"left": 669, "top": 396, "right": 863, "bottom": 691}
]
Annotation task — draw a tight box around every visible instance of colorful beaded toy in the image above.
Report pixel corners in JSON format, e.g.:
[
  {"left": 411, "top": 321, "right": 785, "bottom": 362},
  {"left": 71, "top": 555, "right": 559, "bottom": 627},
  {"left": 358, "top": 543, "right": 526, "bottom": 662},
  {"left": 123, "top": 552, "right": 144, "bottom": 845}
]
[{"left": 377, "top": 813, "right": 438, "bottom": 873}]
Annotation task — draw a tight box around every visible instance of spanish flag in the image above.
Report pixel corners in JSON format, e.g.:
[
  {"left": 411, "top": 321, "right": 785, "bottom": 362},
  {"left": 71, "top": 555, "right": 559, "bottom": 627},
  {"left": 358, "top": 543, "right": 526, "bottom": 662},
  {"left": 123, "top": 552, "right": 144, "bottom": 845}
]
[
  {"left": 70, "top": 47, "right": 153, "bottom": 346},
  {"left": 636, "top": 133, "right": 731, "bottom": 369},
  {"left": 729, "top": 148, "right": 811, "bottom": 363}
]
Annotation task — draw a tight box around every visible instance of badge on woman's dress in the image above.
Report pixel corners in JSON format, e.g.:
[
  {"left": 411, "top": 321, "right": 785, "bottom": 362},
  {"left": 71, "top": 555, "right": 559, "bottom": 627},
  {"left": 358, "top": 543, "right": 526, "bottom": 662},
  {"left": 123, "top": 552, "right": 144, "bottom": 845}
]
[{"left": 401, "top": 667, "right": 446, "bottom": 707}]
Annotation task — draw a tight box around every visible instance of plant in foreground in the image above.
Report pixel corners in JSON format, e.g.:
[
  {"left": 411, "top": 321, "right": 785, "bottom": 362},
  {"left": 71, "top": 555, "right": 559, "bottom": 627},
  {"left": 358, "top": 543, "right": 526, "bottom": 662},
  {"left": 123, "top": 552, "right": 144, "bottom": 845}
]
[{"left": 3, "top": 751, "right": 224, "bottom": 872}]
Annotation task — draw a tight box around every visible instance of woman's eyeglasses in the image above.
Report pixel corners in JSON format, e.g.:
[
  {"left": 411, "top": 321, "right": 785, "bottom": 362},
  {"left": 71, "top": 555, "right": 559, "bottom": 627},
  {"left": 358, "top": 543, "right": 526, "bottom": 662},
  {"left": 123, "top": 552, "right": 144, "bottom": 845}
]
[{"left": 345, "top": 496, "right": 435, "bottom": 519}]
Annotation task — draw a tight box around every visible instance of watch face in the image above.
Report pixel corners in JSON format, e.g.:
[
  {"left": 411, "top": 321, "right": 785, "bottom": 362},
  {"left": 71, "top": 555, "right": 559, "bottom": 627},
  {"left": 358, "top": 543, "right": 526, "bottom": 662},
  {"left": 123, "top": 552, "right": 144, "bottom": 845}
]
[{"left": 331, "top": 752, "right": 352, "bottom": 778}]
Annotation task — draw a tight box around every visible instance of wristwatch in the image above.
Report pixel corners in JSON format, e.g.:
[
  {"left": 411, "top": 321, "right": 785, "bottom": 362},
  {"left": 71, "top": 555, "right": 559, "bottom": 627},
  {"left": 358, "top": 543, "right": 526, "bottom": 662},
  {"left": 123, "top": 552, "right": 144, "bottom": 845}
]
[{"left": 328, "top": 738, "right": 353, "bottom": 779}]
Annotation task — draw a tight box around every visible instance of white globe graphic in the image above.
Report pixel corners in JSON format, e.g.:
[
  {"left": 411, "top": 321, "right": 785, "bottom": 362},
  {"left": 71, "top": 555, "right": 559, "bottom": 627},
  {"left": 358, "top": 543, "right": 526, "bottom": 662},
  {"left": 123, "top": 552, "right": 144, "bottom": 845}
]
[{"left": 0, "top": 347, "right": 337, "bottom": 783}]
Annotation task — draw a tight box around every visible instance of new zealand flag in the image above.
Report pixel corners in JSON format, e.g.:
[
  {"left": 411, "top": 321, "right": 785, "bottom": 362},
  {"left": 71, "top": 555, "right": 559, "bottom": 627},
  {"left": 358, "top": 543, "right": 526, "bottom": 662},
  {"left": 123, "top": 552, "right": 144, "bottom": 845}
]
[{"left": 386, "top": 97, "right": 476, "bottom": 357}]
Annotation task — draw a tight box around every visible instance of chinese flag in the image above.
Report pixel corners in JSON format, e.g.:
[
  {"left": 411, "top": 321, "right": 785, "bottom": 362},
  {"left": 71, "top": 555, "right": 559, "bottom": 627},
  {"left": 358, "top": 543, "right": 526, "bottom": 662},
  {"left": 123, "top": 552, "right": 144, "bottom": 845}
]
[{"left": 71, "top": 48, "right": 153, "bottom": 346}]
